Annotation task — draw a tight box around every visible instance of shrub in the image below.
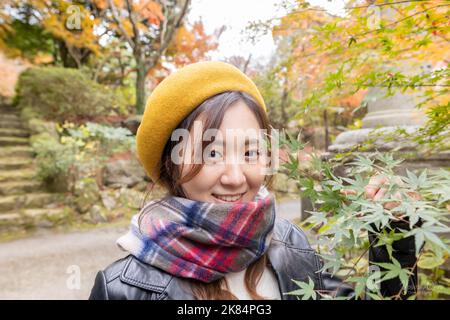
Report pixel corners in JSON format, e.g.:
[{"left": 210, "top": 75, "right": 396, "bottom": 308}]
[
  {"left": 30, "top": 132, "right": 77, "bottom": 187},
  {"left": 60, "top": 121, "right": 135, "bottom": 158},
  {"left": 15, "top": 67, "right": 128, "bottom": 122}
]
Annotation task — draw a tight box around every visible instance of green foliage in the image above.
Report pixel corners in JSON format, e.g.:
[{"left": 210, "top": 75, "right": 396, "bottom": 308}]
[
  {"left": 278, "top": 130, "right": 450, "bottom": 299},
  {"left": 60, "top": 121, "right": 135, "bottom": 159},
  {"left": 14, "top": 67, "right": 128, "bottom": 122},
  {"left": 253, "top": 64, "right": 299, "bottom": 130},
  {"left": 30, "top": 133, "right": 77, "bottom": 183},
  {"left": 3, "top": 19, "right": 54, "bottom": 59},
  {"left": 249, "top": 1, "right": 449, "bottom": 151},
  {"left": 30, "top": 121, "right": 135, "bottom": 192},
  {"left": 285, "top": 277, "right": 317, "bottom": 300}
]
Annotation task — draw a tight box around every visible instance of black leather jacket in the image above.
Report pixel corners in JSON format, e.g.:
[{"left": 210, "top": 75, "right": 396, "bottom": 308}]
[{"left": 89, "top": 218, "right": 417, "bottom": 300}]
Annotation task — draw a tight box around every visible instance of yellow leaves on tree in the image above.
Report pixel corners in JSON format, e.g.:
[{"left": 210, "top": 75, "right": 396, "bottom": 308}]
[
  {"left": 42, "top": 2, "right": 100, "bottom": 56},
  {"left": 266, "top": 0, "right": 449, "bottom": 117}
]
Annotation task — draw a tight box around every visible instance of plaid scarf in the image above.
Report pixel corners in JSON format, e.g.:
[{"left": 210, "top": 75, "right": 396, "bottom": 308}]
[{"left": 116, "top": 187, "right": 276, "bottom": 283}]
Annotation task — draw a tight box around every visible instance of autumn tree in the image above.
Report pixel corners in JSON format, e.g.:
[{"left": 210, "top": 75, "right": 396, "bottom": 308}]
[
  {"left": 250, "top": 0, "right": 449, "bottom": 149},
  {"left": 146, "top": 20, "right": 221, "bottom": 87},
  {"left": 1, "top": 1, "right": 222, "bottom": 115},
  {"left": 249, "top": 7, "right": 359, "bottom": 146},
  {"left": 98, "top": 0, "right": 191, "bottom": 114},
  {"left": 0, "top": 0, "right": 102, "bottom": 67}
]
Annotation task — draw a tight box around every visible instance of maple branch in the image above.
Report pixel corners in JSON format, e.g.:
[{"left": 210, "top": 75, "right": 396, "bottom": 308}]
[
  {"left": 125, "top": 0, "right": 140, "bottom": 51},
  {"left": 351, "top": 4, "right": 449, "bottom": 39},
  {"left": 290, "top": 0, "right": 444, "bottom": 14},
  {"left": 107, "top": 0, "right": 135, "bottom": 49},
  {"left": 260, "top": 0, "right": 444, "bottom": 24},
  {"left": 346, "top": 0, "right": 445, "bottom": 10},
  {"left": 148, "top": 0, "right": 190, "bottom": 68},
  {"left": 331, "top": 236, "right": 378, "bottom": 299}
]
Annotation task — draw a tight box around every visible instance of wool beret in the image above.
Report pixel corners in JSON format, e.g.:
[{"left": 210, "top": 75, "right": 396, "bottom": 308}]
[{"left": 136, "top": 61, "right": 267, "bottom": 183}]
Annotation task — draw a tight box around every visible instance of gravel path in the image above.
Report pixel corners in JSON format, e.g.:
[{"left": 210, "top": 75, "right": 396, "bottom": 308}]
[{"left": 0, "top": 199, "right": 301, "bottom": 299}]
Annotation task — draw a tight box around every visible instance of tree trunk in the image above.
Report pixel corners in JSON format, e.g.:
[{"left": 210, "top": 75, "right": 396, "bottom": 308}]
[
  {"left": 324, "top": 109, "right": 329, "bottom": 151},
  {"left": 280, "top": 87, "right": 289, "bottom": 127},
  {"left": 135, "top": 61, "right": 147, "bottom": 114},
  {"left": 57, "top": 41, "right": 91, "bottom": 69},
  {"left": 58, "top": 41, "right": 77, "bottom": 68}
]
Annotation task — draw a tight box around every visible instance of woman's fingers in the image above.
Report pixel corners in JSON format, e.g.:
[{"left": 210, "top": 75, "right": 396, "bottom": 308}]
[
  {"left": 383, "top": 190, "right": 402, "bottom": 210},
  {"left": 365, "top": 175, "right": 403, "bottom": 210},
  {"left": 373, "top": 186, "right": 387, "bottom": 201},
  {"left": 384, "top": 201, "right": 401, "bottom": 210},
  {"left": 406, "top": 191, "right": 422, "bottom": 201},
  {"left": 340, "top": 189, "right": 357, "bottom": 196},
  {"left": 377, "top": 188, "right": 417, "bottom": 210},
  {"left": 364, "top": 175, "right": 388, "bottom": 199},
  {"left": 361, "top": 174, "right": 423, "bottom": 212},
  {"left": 278, "top": 149, "right": 289, "bottom": 163}
]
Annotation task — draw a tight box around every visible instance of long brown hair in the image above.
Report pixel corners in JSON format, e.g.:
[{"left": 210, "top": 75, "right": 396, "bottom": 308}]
[{"left": 139, "top": 91, "right": 274, "bottom": 300}]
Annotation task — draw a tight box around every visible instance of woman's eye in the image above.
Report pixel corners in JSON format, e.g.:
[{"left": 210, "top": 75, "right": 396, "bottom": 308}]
[
  {"left": 245, "top": 150, "right": 260, "bottom": 158},
  {"left": 208, "top": 150, "right": 223, "bottom": 159}
]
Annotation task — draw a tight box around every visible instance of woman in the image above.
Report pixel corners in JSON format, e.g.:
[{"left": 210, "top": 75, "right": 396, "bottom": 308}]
[{"left": 89, "top": 61, "right": 417, "bottom": 300}]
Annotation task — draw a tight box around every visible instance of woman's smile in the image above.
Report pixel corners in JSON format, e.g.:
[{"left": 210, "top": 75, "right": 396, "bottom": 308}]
[{"left": 211, "top": 192, "right": 246, "bottom": 203}]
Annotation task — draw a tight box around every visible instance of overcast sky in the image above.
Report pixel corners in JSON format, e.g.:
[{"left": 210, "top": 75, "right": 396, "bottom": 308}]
[{"left": 188, "top": 0, "right": 347, "bottom": 63}]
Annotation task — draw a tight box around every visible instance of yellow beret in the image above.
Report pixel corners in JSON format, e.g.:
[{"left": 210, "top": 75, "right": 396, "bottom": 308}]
[{"left": 136, "top": 61, "right": 267, "bottom": 183}]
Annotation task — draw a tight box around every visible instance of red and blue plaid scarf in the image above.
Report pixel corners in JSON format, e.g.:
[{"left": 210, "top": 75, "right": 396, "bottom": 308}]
[{"left": 116, "top": 187, "right": 275, "bottom": 283}]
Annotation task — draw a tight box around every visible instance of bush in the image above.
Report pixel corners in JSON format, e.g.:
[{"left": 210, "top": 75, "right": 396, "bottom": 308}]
[
  {"left": 29, "top": 120, "right": 135, "bottom": 192},
  {"left": 30, "top": 132, "right": 77, "bottom": 189},
  {"left": 60, "top": 121, "right": 135, "bottom": 158},
  {"left": 15, "top": 67, "right": 128, "bottom": 122}
]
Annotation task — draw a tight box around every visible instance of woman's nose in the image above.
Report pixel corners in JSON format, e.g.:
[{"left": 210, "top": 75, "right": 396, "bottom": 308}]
[{"left": 220, "top": 163, "right": 246, "bottom": 186}]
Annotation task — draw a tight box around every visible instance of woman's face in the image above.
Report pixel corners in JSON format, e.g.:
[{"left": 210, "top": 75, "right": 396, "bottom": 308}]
[{"left": 179, "top": 100, "right": 268, "bottom": 204}]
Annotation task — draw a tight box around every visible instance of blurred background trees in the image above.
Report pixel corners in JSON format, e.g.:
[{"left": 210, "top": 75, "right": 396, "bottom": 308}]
[{"left": 0, "top": 0, "right": 220, "bottom": 113}]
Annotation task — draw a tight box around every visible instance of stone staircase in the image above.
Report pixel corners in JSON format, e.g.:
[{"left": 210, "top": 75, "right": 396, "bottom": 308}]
[{"left": 0, "top": 105, "right": 67, "bottom": 233}]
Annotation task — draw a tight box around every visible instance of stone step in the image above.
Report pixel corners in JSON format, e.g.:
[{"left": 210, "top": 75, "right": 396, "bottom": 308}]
[
  {"left": 0, "top": 113, "right": 21, "bottom": 122},
  {"left": 21, "top": 207, "right": 67, "bottom": 219},
  {"left": 0, "top": 146, "right": 35, "bottom": 158},
  {"left": 0, "top": 168, "right": 36, "bottom": 182},
  {"left": 0, "top": 136, "right": 29, "bottom": 146},
  {"left": 0, "top": 120, "right": 25, "bottom": 129},
  {"left": 0, "top": 105, "right": 20, "bottom": 112},
  {"left": 0, "top": 207, "right": 68, "bottom": 231},
  {"left": 0, "top": 157, "right": 34, "bottom": 170},
  {"left": 0, "top": 110, "right": 20, "bottom": 117},
  {"left": 0, "top": 212, "right": 23, "bottom": 230},
  {"left": 0, "top": 180, "right": 42, "bottom": 196},
  {"left": 0, "top": 128, "right": 29, "bottom": 138},
  {"left": 0, "top": 192, "right": 61, "bottom": 212}
]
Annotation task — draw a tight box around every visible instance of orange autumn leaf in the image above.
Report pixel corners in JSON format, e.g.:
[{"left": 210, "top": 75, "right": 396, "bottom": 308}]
[
  {"left": 167, "top": 21, "right": 219, "bottom": 66},
  {"left": 134, "top": 0, "right": 164, "bottom": 26}
]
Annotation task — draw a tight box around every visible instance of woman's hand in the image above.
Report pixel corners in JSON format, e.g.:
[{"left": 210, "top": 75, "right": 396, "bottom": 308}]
[
  {"left": 364, "top": 174, "right": 421, "bottom": 209},
  {"left": 341, "top": 174, "right": 422, "bottom": 210}
]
